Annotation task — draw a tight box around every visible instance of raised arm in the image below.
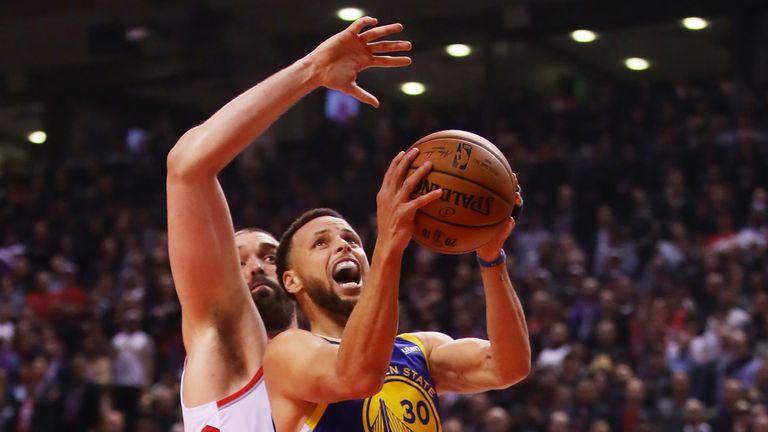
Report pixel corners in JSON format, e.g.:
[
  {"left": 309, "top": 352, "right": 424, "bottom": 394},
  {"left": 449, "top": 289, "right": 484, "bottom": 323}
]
[
  {"left": 265, "top": 149, "right": 443, "bottom": 406},
  {"left": 168, "top": 17, "right": 413, "bottom": 405},
  {"left": 419, "top": 211, "right": 531, "bottom": 393},
  {"left": 167, "top": 16, "right": 411, "bottom": 343}
]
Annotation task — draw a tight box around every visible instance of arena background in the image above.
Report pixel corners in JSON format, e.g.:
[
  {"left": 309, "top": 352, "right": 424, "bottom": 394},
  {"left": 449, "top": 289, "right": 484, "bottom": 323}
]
[{"left": 2, "top": 1, "right": 768, "bottom": 431}]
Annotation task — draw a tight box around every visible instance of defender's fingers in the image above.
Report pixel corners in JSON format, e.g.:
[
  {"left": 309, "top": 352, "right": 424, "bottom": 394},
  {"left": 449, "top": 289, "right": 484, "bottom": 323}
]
[
  {"left": 367, "top": 56, "right": 412, "bottom": 69},
  {"left": 368, "top": 40, "right": 412, "bottom": 53},
  {"left": 359, "top": 23, "right": 404, "bottom": 42},
  {"left": 347, "top": 16, "right": 378, "bottom": 34},
  {"left": 344, "top": 82, "right": 379, "bottom": 108}
]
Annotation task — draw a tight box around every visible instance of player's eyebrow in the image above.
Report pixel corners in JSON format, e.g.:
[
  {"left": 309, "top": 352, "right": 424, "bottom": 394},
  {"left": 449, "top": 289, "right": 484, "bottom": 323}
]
[{"left": 312, "top": 229, "right": 330, "bottom": 237}]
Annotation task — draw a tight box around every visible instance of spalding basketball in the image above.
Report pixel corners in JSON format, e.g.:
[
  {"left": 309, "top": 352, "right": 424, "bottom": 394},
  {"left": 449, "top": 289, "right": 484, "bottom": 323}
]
[{"left": 405, "top": 130, "right": 518, "bottom": 254}]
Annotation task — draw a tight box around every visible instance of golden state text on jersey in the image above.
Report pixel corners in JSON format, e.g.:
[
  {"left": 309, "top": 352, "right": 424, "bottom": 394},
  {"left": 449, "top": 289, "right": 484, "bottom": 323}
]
[{"left": 304, "top": 334, "right": 442, "bottom": 432}]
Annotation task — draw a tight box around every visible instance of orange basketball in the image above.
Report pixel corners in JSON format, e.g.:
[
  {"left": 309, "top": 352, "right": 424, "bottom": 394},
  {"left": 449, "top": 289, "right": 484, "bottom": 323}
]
[{"left": 405, "top": 130, "right": 518, "bottom": 254}]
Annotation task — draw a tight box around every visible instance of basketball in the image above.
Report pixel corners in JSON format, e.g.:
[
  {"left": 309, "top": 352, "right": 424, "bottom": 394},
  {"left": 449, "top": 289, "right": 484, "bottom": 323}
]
[{"left": 405, "top": 130, "right": 519, "bottom": 254}]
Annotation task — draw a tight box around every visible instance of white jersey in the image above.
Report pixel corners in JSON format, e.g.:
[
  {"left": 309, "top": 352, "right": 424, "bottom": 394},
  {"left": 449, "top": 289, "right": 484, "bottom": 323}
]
[{"left": 181, "top": 367, "right": 274, "bottom": 432}]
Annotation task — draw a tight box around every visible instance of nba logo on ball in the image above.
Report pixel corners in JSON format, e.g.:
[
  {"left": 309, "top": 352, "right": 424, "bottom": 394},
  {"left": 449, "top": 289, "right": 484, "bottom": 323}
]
[
  {"left": 405, "top": 130, "right": 519, "bottom": 255},
  {"left": 452, "top": 143, "right": 472, "bottom": 170}
]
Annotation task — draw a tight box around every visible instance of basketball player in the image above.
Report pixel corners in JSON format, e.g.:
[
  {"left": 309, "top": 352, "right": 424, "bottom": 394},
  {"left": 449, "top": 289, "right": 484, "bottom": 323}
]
[
  {"left": 265, "top": 197, "right": 531, "bottom": 429},
  {"left": 166, "top": 17, "right": 415, "bottom": 431}
]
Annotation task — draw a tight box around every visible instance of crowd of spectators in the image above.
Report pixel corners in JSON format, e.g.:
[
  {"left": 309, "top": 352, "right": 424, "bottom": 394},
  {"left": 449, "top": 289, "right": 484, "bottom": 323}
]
[{"left": 1, "top": 77, "right": 768, "bottom": 431}]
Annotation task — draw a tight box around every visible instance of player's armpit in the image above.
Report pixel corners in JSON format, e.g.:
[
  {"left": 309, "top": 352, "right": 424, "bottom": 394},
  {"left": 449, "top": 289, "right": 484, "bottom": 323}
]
[
  {"left": 415, "top": 331, "right": 527, "bottom": 394},
  {"left": 263, "top": 329, "right": 385, "bottom": 404}
]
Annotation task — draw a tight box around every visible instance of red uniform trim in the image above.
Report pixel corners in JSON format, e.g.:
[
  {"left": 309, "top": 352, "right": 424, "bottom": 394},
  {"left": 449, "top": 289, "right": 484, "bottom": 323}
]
[{"left": 216, "top": 367, "right": 264, "bottom": 408}]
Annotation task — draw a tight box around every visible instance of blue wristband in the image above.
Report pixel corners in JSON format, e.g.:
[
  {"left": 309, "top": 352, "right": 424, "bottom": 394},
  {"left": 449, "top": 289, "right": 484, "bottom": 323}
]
[{"left": 477, "top": 249, "right": 507, "bottom": 268}]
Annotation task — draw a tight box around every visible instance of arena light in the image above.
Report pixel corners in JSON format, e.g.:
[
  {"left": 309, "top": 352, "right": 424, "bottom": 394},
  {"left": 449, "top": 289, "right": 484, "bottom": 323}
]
[
  {"left": 28, "top": 131, "right": 47, "bottom": 144},
  {"left": 571, "top": 29, "right": 597, "bottom": 43},
  {"left": 445, "top": 44, "right": 472, "bottom": 57},
  {"left": 625, "top": 57, "right": 650, "bottom": 71},
  {"left": 400, "top": 82, "right": 425, "bottom": 96},
  {"left": 682, "top": 17, "right": 708, "bottom": 30},
  {"left": 336, "top": 7, "right": 365, "bottom": 22}
]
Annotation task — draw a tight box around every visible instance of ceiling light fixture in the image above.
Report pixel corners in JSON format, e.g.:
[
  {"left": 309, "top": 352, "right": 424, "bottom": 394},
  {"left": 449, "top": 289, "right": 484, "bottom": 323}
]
[
  {"left": 682, "top": 17, "right": 708, "bottom": 30},
  {"left": 625, "top": 57, "right": 650, "bottom": 71},
  {"left": 571, "top": 29, "right": 597, "bottom": 43},
  {"left": 28, "top": 131, "right": 47, "bottom": 144},
  {"left": 400, "top": 82, "right": 425, "bottom": 96},
  {"left": 445, "top": 44, "right": 472, "bottom": 57},
  {"left": 337, "top": 7, "right": 365, "bottom": 22}
]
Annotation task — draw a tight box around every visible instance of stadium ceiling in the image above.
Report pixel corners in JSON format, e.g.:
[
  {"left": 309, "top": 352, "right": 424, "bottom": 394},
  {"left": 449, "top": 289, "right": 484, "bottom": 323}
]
[{"left": 0, "top": 0, "right": 765, "bottom": 121}]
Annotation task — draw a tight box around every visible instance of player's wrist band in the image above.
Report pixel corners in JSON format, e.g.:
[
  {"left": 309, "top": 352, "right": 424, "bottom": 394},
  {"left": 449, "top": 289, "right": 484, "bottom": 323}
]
[{"left": 477, "top": 249, "right": 507, "bottom": 268}]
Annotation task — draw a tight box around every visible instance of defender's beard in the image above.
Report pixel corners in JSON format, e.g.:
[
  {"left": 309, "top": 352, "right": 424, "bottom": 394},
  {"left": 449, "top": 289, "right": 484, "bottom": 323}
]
[{"left": 252, "top": 278, "right": 295, "bottom": 337}]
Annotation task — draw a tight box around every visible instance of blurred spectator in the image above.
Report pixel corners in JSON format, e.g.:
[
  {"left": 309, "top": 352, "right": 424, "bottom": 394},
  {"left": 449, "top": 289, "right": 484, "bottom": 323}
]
[
  {"left": 548, "top": 410, "right": 569, "bottom": 432},
  {"left": 483, "top": 407, "right": 512, "bottom": 432},
  {"left": 112, "top": 309, "right": 154, "bottom": 432},
  {"left": 656, "top": 371, "right": 690, "bottom": 432},
  {"left": 683, "top": 398, "right": 712, "bottom": 432}
]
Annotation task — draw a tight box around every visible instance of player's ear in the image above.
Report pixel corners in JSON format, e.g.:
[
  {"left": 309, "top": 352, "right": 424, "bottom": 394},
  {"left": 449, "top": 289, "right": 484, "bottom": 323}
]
[{"left": 282, "top": 270, "right": 303, "bottom": 294}]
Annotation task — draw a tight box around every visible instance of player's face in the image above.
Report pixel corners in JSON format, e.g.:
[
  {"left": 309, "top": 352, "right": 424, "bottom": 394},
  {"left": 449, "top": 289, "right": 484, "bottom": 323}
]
[
  {"left": 237, "top": 231, "right": 295, "bottom": 335},
  {"left": 290, "top": 216, "right": 369, "bottom": 316},
  {"left": 237, "top": 231, "right": 280, "bottom": 294}
]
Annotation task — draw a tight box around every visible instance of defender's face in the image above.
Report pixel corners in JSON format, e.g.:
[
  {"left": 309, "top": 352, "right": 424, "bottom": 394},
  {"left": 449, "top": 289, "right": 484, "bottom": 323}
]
[
  {"left": 290, "top": 216, "right": 369, "bottom": 301},
  {"left": 236, "top": 231, "right": 280, "bottom": 296}
]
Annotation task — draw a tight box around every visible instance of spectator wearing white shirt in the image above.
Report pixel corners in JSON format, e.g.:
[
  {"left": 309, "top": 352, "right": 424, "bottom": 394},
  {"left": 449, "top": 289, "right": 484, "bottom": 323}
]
[{"left": 111, "top": 309, "right": 153, "bottom": 432}]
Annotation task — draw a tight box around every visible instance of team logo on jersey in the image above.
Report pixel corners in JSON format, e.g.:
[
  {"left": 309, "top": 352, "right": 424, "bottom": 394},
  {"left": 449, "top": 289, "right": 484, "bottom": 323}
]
[{"left": 362, "top": 366, "right": 441, "bottom": 432}]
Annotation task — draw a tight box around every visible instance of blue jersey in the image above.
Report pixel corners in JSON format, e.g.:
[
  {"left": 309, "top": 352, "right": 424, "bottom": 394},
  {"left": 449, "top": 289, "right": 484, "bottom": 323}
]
[{"left": 304, "top": 334, "right": 442, "bottom": 432}]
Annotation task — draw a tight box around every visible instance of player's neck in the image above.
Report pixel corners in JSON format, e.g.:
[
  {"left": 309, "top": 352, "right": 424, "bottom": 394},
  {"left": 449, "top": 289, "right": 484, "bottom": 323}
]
[{"left": 306, "top": 309, "right": 347, "bottom": 338}]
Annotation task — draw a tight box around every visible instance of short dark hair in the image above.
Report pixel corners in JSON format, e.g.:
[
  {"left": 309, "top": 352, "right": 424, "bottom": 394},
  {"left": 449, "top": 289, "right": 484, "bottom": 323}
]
[
  {"left": 234, "top": 227, "right": 275, "bottom": 238},
  {"left": 276, "top": 208, "right": 344, "bottom": 292}
]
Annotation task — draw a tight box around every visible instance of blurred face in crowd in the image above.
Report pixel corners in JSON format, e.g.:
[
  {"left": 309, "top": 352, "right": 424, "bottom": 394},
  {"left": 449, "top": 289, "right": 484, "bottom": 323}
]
[
  {"left": 285, "top": 216, "right": 369, "bottom": 319},
  {"left": 549, "top": 322, "right": 569, "bottom": 347},
  {"left": 548, "top": 411, "right": 569, "bottom": 432},
  {"left": 684, "top": 399, "right": 706, "bottom": 425},
  {"left": 484, "top": 407, "right": 511, "bottom": 432},
  {"left": 753, "top": 414, "right": 768, "bottom": 432},
  {"left": 729, "top": 330, "right": 750, "bottom": 361},
  {"left": 443, "top": 418, "right": 463, "bottom": 432},
  {"left": 670, "top": 372, "right": 690, "bottom": 399},
  {"left": 625, "top": 378, "right": 645, "bottom": 405},
  {"left": 589, "top": 420, "right": 611, "bottom": 432},
  {"left": 577, "top": 378, "right": 598, "bottom": 405},
  {"left": 236, "top": 229, "right": 294, "bottom": 336},
  {"left": 596, "top": 320, "right": 617, "bottom": 346},
  {"left": 723, "top": 379, "right": 743, "bottom": 407}
]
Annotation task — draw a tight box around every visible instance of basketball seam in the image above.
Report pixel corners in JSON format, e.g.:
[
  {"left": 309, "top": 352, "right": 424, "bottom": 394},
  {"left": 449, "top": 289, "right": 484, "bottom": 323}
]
[
  {"left": 415, "top": 209, "right": 509, "bottom": 228},
  {"left": 408, "top": 166, "right": 514, "bottom": 206}
]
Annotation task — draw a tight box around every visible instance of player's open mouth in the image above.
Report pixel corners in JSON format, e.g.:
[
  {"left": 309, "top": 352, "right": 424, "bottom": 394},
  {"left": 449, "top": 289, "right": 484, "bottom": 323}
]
[{"left": 332, "top": 258, "right": 361, "bottom": 289}]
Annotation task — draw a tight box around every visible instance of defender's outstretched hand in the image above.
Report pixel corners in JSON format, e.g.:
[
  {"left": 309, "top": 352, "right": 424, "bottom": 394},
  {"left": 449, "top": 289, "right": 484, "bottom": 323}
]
[{"left": 307, "top": 17, "right": 412, "bottom": 107}]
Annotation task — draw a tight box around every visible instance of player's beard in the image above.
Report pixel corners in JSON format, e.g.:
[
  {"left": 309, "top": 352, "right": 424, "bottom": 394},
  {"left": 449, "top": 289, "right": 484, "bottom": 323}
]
[
  {"left": 304, "top": 275, "right": 357, "bottom": 321},
  {"left": 251, "top": 278, "right": 295, "bottom": 338}
]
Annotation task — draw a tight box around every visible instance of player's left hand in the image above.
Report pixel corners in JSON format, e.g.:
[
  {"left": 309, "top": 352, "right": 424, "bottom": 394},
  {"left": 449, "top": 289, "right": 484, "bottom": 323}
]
[
  {"left": 476, "top": 176, "right": 521, "bottom": 262},
  {"left": 306, "top": 16, "right": 412, "bottom": 108},
  {"left": 476, "top": 217, "right": 515, "bottom": 263}
]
